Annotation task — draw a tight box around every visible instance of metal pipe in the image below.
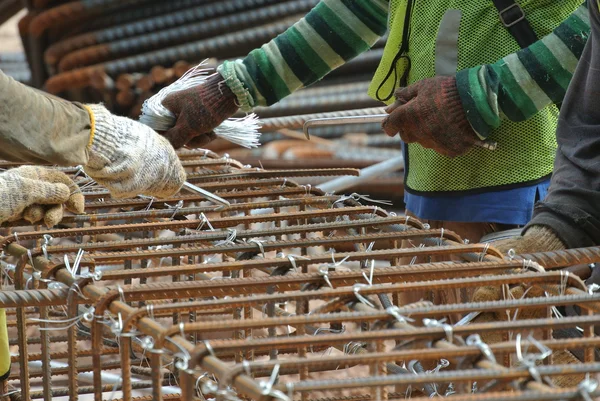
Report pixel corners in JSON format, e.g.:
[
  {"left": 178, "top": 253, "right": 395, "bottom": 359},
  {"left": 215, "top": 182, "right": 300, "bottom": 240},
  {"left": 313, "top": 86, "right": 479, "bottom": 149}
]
[{"left": 318, "top": 156, "right": 404, "bottom": 194}]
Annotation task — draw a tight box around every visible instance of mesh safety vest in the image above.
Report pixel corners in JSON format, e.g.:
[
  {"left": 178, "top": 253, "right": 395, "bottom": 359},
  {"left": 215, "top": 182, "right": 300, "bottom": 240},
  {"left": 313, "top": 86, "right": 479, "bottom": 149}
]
[{"left": 368, "top": 0, "right": 581, "bottom": 194}]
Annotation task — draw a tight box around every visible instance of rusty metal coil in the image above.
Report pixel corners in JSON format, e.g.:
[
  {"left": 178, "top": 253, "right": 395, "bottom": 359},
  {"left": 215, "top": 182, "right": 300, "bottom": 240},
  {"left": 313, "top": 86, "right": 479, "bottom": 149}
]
[
  {"left": 44, "top": 0, "right": 297, "bottom": 67},
  {"left": 57, "top": 0, "right": 319, "bottom": 72},
  {"left": 81, "top": 0, "right": 218, "bottom": 33},
  {"left": 28, "top": 0, "right": 157, "bottom": 38},
  {"left": 45, "top": 0, "right": 189, "bottom": 65},
  {"left": 45, "top": 17, "right": 300, "bottom": 93},
  {"left": 520, "top": 247, "right": 600, "bottom": 269},
  {"left": 100, "top": 16, "right": 298, "bottom": 76}
]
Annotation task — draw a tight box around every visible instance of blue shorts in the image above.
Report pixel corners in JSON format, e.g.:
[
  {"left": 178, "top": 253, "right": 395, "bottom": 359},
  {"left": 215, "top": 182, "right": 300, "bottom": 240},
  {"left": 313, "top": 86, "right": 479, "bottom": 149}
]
[{"left": 405, "top": 179, "right": 551, "bottom": 225}]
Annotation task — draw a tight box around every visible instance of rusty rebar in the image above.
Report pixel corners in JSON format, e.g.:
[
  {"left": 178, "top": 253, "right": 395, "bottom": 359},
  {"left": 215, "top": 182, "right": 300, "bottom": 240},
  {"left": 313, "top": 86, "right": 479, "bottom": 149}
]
[
  {"left": 44, "top": 17, "right": 301, "bottom": 93},
  {"left": 57, "top": 0, "right": 318, "bottom": 72},
  {"left": 1, "top": 150, "right": 599, "bottom": 401},
  {"left": 43, "top": 0, "right": 296, "bottom": 66},
  {"left": 259, "top": 107, "right": 387, "bottom": 132}
]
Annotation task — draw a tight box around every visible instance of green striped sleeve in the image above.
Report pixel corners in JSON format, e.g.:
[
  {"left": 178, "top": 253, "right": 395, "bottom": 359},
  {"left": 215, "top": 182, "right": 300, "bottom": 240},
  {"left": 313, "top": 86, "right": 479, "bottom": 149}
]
[
  {"left": 218, "top": 0, "right": 389, "bottom": 111},
  {"left": 456, "top": 3, "right": 590, "bottom": 139}
]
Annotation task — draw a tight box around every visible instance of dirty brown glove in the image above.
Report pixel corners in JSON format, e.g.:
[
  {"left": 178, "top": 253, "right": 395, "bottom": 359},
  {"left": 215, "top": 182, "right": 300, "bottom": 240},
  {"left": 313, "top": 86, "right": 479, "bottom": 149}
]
[
  {"left": 491, "top": 226, "right": 566, "bottom": 255},
  {"left": 161, "top": 73, "right": 238, "bottom": 149},
  {"left": 0, "top": 166, "right": 84, "bottom": 227},
  {"left": 381, "top": 76, "right": 479, "bottom": 157}
]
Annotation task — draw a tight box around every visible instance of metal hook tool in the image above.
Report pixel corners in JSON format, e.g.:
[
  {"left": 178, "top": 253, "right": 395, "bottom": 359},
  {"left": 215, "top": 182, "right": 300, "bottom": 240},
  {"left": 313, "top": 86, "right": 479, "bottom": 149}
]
[
  {"left": 303, "top": 115, "right": 498, "bottom": 151},
  {"left": 183, "top": 181, "right": 230, "bottom": 208}
]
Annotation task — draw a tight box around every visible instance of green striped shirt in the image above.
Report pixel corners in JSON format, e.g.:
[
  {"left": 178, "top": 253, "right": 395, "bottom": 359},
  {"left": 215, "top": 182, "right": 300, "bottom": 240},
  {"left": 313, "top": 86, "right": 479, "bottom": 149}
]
[
  {"left": 219, "top": 0, "right": 590, "bottom": 139},
  {"left": 457, "top": 3, "right": 590, "bottom": 139},
  {"left": 218, "top": 0, "right": 389, "bottom": 111}
]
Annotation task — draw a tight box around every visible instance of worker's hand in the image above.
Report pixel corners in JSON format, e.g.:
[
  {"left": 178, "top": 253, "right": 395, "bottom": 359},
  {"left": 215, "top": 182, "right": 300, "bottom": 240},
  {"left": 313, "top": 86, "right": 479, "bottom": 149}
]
[
  {"left": 0, "top": 166, "right": 84, "bottom": 227},
  {"left": 490, "top": 226, "right": 566, "bottom": 256},
  {"left": 381, "top": 76, "right": 479, "bottom": 157},
  {"left": 84, "top": 105, "right": 186, "bottom": 199},
  {"left": 161, "top": 73, "right": 238, "bottom": 149},
  {"left": 473, "top": 226, "right": 567, "bottom": 325}
]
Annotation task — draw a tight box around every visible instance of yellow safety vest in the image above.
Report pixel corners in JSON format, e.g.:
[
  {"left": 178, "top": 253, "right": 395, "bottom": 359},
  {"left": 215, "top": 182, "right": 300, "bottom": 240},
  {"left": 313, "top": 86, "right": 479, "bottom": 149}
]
[{"left": 368, "top": 0, "right": 581, "bottom": 194}]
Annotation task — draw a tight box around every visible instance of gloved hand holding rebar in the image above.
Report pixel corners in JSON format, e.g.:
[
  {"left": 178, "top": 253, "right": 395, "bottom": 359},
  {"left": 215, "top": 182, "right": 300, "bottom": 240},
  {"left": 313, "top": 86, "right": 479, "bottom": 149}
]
[
  {"left": 83, "top": 104, "right": 186, "bottom": 199},
  {"left": 381, "top": 75, "right": 479, "bottom": 157},
  {"left": 161, "top": 73, "right": 239, "bottom": 149},
  {"left": 490, "top": 226, "right": 566, "bottom": 255},
  {"left": 0, "top": 166, "right": 84, "bottom": 227},
  {"left": 0, "top": 71, "right": 185, "bottom": 199}
]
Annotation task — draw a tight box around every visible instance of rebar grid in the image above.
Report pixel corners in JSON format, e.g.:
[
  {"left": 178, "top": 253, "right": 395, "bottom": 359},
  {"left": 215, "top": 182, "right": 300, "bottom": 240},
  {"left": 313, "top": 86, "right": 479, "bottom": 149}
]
[{"left": 0, "top": 151, "right": 599, "bottom": 401}]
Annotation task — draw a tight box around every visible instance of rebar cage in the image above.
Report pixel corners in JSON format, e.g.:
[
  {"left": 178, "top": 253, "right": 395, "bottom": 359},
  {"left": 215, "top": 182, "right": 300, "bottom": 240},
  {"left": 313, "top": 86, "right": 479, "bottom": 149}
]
[{"left": 0, "top": 150, "right": 599, "bottom": 401}]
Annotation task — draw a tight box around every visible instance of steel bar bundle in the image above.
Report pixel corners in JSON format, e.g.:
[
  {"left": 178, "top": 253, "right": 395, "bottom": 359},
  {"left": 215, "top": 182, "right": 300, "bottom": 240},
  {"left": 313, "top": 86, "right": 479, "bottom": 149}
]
[{"left": 0, "top": 151, "right": 598, "bottom": 401}]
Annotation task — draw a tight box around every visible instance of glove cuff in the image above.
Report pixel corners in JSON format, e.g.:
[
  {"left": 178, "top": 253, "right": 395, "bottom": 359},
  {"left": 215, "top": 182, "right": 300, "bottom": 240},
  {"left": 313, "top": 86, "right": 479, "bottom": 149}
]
[
  {"left": 197, "top": 73, "right": 239, "bottom": 120},
  {"left": 218, "top": 61, "right": 255, "bottom": 112},
  {"left": 522, "top": 225, "right": 566, "bottom": 251},
  {"left": 84, "top": 104, "right": 124, "bottom": 168},
  {"left": 440, "top": 77, "right": 473, "bottom": 134}
]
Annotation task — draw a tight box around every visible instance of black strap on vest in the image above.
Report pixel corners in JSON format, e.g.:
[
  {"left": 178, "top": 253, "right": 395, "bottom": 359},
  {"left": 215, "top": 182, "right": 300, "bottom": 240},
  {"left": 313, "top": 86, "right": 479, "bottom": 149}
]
[
  {"left": 490, "top": 1, "right": 562, "bottom": 112},
  {"left": 490, "top": 0, "right": 538, "bottom": 49}
]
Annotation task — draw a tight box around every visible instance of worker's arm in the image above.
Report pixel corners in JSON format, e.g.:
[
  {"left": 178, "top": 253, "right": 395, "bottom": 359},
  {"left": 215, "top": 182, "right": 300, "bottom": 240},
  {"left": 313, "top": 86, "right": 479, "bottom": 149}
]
[
  {"left": 161, "top": 0, "right": 389, "bottom": 149},
  {"left": 523, "top": 0, "right": 600, "bottom": 249},
  {"left": 490, "top": 0, "right": 600, "bottom": 253},
  {"left": 0, "top": 71, "right": 91, "bottom": 166},
  {"left": 218, "top": 0, "right": 388, "bottom": 110},
  {"left": 381, "top": 4, "right": 590, "bottom": 158},
  {"left": 457, "top": 3, "right": 590, "bottom": 139},
  {"left": 0, "top": 71, "right": 185, "bottom": 199}
]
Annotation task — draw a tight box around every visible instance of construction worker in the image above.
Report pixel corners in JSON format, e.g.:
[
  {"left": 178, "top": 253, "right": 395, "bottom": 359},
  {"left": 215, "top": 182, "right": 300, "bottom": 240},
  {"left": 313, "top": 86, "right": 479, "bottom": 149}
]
[
  {"left": 491, "top": 0, "right": 600, "bottom": 255},
  {"left": 160, "top": 0, "right": 589, "bottom": 245},
  {"left": 0, "top": 70, "right": 185, "bottom": 382}
]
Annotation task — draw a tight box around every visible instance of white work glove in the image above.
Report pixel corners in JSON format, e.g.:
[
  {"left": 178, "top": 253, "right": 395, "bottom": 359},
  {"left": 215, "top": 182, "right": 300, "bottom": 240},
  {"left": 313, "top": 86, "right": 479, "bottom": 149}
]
[
  {"left": 84, "top": 105, "right": 186, "bottom": 199},
  {"left": 0, "top": 166, "right": 85, "bottom": 227}
]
